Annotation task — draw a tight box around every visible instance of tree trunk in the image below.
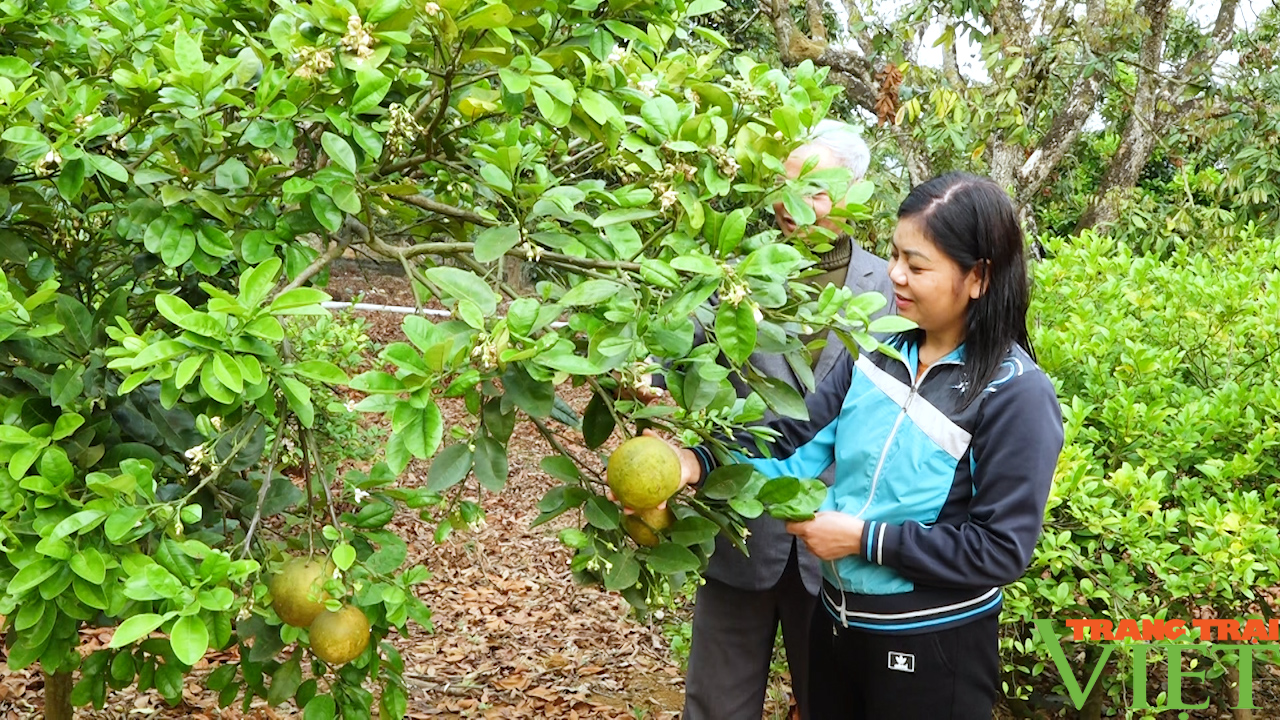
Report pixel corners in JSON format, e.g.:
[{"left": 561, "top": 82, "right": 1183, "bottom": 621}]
[
  {"left": 989, "top": 140, "right": 1022, "bottom": 193},
  {"left": 1080, "top": 671, "right": 1111, "bottom": 717},
  {"left": 1078, "top": 653, "right": 1107, "bottom": 720},
  {"left": 1076, "top": 0, "right": 1172, "bottom": 232},
  {"left": 43, "top": 669, "right": 73, "bottom": 720},
  {"left": 1073, "top": 121, "right": 1162, "bottom": 231},
  {"left": 1014, "top": 74, "right": 1099, "bottom": 207},
  {"left": 1225, "top": 665, "right": 1254, "bottom": 720}
]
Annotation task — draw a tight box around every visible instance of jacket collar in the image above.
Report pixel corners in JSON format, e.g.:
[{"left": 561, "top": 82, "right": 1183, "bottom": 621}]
[{"left": 896, "top": 335, "right": 966, "bottom": 379}]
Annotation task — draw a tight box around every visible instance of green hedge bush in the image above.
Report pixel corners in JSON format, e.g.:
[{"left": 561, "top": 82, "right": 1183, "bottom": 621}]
[{"left": 1000, "top": 230, "right": 1280, "bottom": 716}]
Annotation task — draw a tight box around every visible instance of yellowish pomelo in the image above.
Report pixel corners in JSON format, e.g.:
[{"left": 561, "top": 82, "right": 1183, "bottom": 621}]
[
  {"left": 623, "top": 506, "right": 675, "bottom": 547},
  {"left": 309, "top": 604, "right": 371, "bottom": 665},
  {"left": 607, "top": 436, "right": 681, "bottom": 510},
  {"left": 268, "top": 556, "right": 334, "bottom": 628}
]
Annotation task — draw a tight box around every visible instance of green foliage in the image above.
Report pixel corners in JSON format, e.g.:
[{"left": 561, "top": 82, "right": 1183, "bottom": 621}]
[
  {"left": 1000, "top": 231, "right": 1280, "bottom": 712},
  {"left": 289, "top": 310, "right": 375, "bottom": 375},
  {"left": 0, "top": 0, "right": 901, "bottom": 714},
  {"left": 0, "top": 255, "right": 430, "bottom": 715},
  {"left": 285, "top": 311, "right": 385, "bottom": 467}
]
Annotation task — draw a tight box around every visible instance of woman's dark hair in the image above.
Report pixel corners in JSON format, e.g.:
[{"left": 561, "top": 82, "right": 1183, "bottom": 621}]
[{"left": 897, "top": 172, "right": 1034, "bottom": 405}]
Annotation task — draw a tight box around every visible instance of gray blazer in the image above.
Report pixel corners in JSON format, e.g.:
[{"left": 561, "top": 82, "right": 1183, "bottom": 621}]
[{"left": 705, "top": 246, "right": 893, "bottom": 594}]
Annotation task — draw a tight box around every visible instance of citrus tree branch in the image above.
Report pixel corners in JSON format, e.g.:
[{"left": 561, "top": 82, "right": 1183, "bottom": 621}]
[
  {"left": 182, "top": 416, "right": 265, "bottom": 505},
  {"left": 529, "top": 414, "right": 605, "bottom": 484},
  {"left": 274, "top": 220, "right": 360, "bottom": 295},
  {"left": 240, "top": 412, "right": 288, "bottom": 558},
  {"left": 393, "top": 193, "right": 497, "bottom": 226},
  {"left": 367, "top": 236, "right": 643, "bottom": 274}
]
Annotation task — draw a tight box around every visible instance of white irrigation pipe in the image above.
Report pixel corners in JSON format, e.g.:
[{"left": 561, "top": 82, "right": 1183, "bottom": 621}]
[
  {"left": 322, "top": 301, "right": 570, "bottom": 328},
  {"left": 322, "top": 301, "right": 451, "bottom": 317}
]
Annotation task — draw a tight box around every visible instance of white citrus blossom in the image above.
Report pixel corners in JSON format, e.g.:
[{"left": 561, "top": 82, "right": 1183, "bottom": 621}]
[
  {"left": 722, "top": 280, "right": 748, "bottom": 306},
  {"left": 341, "top": 15, "right": 376, "bottom": 60},
  {"left": 184, "top": 443, "right": 208, "bottom": 475},
  {"left": 35, "top": 149, "right": 62, "bottom": 177}
]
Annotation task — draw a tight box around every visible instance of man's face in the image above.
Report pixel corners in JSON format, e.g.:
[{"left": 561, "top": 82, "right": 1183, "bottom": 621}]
[{"left": 773, "top": 144, "right": 846, "bottom": 239}]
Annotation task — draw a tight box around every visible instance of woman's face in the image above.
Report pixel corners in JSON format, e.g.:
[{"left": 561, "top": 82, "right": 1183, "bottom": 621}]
[
  {"left": 773, "top": 144, "right": 844, "bottom": 238},
  {"left": 888, "top": 216, "right": 984, "bottom": 341}
]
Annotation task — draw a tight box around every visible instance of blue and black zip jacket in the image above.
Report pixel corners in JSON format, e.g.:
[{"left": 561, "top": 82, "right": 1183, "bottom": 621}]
[{"left": 689, "top": 336, "right": 1064, "bottom": 634}]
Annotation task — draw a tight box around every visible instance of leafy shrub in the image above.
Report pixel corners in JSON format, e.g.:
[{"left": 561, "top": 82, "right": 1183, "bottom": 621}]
[
  {"left": 999, "top": 231, "right": 1280, "bottom": 714},
  {"left": 285, "top": 311, "right": 385, "bottom": 467}
]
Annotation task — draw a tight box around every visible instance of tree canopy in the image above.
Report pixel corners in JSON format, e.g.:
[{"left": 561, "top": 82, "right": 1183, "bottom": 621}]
[{"left": 1, "top": 0, "right": 901, "bottom": 715}]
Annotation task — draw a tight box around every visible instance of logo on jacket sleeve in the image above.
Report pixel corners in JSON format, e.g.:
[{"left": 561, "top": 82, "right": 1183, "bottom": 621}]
[{"left": 887, "top": 651, "right": 915, "bottom": 673}]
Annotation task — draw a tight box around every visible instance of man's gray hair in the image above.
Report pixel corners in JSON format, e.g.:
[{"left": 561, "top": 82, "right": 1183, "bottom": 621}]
[{"left": 799, "top": 119, "right": 871, "bottom": 181}]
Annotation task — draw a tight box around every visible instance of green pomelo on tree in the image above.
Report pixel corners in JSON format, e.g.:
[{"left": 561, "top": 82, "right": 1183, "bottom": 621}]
[
  {"left": 607, "top": 436, "right": 682, "bottom": 511},
  {"left": 309, "top": 604, "right": 371, "bottom": 666},
  {"left": 268, "top": 557, "right": 334, "bottom": 628},
  {"left": 623, "top": 506, "right": 675, "bottom": 548}
]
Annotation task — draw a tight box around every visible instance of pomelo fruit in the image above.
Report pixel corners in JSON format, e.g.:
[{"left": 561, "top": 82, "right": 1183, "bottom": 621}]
[
  {"left": 607, "top": 436, "right": 681, "bottom": 511},
  {"left": 309, "top": 604, "right": 371, "bottom": 665},
  {"left": 623, "top": 506, "right": 675, "bottom": 547},
  {"left": 268, "top": 556, "right": 334, "bottom": 628}
]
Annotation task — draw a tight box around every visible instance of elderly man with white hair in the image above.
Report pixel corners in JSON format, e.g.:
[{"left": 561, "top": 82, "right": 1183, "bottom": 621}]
[{"left": 682, "top": 119, "right": 893, "bottom": 720}]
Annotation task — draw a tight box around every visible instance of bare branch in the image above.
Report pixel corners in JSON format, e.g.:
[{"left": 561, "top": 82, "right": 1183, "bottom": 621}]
[
  {"left": 806, "top": 0, "right": 828, "bottom": 42},
  {"left": 1177, "top": 0, "right": 1241, "bottom": 83},
  {"left": 984, "top": 0, "right": 1032, "bottom": 51},
  {"left": 529, "top": 415, "right": 605, "bottom": 484},
  {"left": 841, "top": 0, "right": 876, "bottom": 57},
  {"left": 734, "top": 7, "right": 763, "bottom": 35},
  {"left": 1078, "top": 0, "right": 1175, "bottom": 231},
  {"left": 302, "top": 429, "right": 343, "bottom": 532},
  {"left": 182, "top": 416, "right": 265, "bottom": 505},
  {"left": 379, "top": 153, "right": 435, "bottom": 177},
  {"left": 886, "top": 123, "right": 933, "bottom": 186},
  {"left": 1017, "top": 75, "right": 1100, "bottom": 203},
  {"left": 1034, "top": 0, "right": 1065, "bottom": 36},
  {"left": 1118, "top": 56, "right": 1213, "bottom": 92},
  {"left": 822, "top": 68, "right": 878, "bottom": 113},
  {"left": 394, "top": 193, "right": 497, "bottom": 227},
  {"left": 761, "top": 0, "right": 830, "bottom": 64},
  {"left": 274, "top": 218, "right": 362, "bottom": 296},
  {"left": 241, "top": 413, "right": 287, "bottom": 558},
  {"left": 366, "top": 237, "right": 643, "bottom": 274},
  {"left": 941, "top": 25, "right": 964, "bottom": 87},
  {"left": 550, "top": 142, "right": 605, "bottom": 175},
  {"left": 815, "top": 44, "right": 877, "bottom": 80}
]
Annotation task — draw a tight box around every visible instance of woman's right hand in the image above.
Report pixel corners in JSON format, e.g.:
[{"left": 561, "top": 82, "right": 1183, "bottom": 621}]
[{"left": 641, "top": 428, "right": 701, "bottom": 495}]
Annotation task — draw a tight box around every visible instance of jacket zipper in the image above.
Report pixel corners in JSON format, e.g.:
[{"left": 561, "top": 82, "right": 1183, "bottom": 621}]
[
  {"left": 853, "top": 356, "right": 956, "bottom": 518},
  {"left": 830, "top": 354, "right": 962, "bottom": 599}
]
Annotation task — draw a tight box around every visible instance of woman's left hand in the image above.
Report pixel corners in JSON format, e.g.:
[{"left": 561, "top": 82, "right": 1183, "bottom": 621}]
[{"left": 786, "top": 512, "right": 865, "bottom": 561}]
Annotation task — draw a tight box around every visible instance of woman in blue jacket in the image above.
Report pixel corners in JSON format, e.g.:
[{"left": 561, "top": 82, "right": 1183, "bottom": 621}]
[{"left": 669, "top": 173, "right": 1064, "bottom": 719}]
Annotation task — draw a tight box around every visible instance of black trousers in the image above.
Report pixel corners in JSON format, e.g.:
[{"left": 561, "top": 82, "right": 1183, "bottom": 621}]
[
  {"left": 683, "top": 547, "right": 816, "bottom": 720},
  {"left": 808, "top": 604, "right": 1000, "bottom": 720}
]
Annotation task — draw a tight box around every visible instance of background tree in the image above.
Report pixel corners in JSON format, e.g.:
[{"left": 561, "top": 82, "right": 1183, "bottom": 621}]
[{"left": 723, "top": 0, "right": 1275, "bottom": 234}]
